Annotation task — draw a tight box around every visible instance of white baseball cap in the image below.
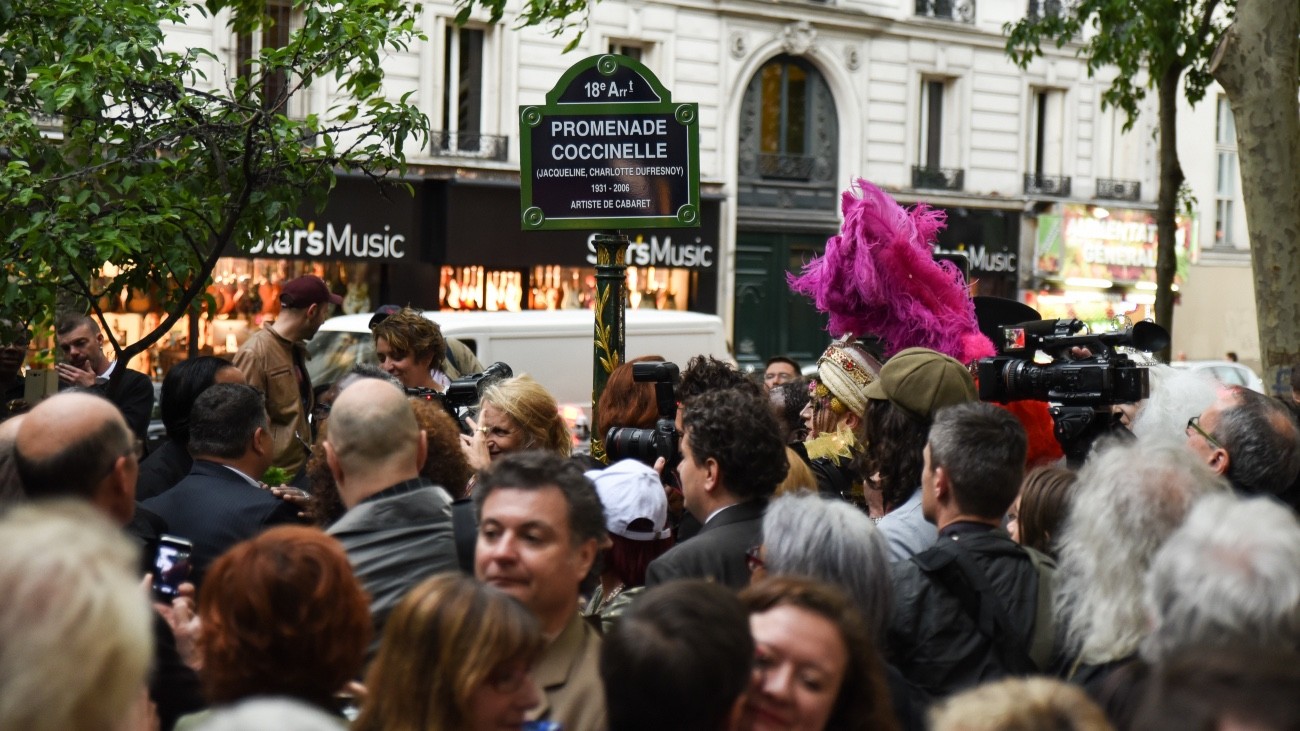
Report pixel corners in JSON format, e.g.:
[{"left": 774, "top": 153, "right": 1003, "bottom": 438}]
[{"left": 585, "top": 459, "right": 672, "bottom": 541}]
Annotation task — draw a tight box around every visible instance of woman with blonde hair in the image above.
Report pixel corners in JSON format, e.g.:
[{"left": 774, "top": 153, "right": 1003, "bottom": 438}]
[
  {"left": 354, "top": 573, "right": 544, "bottom": 731},
  {"left": 462, "top": 375, "right": 571, "bottom": 471}
]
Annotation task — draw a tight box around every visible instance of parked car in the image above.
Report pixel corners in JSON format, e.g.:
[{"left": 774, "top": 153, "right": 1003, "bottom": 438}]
[{"left": 1170, "top": 360, "right": 1266, "bottom": 393}]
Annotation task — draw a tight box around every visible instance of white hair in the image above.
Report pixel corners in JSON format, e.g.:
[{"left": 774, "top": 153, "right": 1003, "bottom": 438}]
[
  {"left": 1130, "top": 365, "right": 1219, "bottom": 445},
  {"left": 1053, "top": 439, "right": 1230, "bottom": 665},
  {"left": 761, "top": 491, "right": 892, "bottom": 640},
  {"left": 0, "top": 500, "right": 152, "bottom": 731},
  {"left": 195, "top": 698, "right": 346, "bottom": 731},
  {"left": 1141, "top": 494, "right": 1300, "bottom": 662}
]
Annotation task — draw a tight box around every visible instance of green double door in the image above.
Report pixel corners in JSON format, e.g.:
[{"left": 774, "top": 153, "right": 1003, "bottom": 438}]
[{"left": 733, "top": 230, "right": 834, "bottom": 370}]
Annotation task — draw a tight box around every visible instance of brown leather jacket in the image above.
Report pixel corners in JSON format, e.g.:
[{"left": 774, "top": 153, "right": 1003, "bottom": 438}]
[{"left": 232, "top": 326, "right": 311, "bottom": 477}]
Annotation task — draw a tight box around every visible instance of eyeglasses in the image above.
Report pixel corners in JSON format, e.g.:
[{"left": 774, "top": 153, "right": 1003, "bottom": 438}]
[
  {"left": 1186, "top": 415, "right": 1224, "bottom": 451},
  {"left": 745, "top": 544, "right": 766, "bottom": 573}
]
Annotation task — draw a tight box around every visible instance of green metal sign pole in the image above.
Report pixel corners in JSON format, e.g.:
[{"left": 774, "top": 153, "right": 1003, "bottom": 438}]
[
  {"left": 589, "top": 232, "right": 628, "bottom": 463},
  {"left": 519, "top": 54, "right": 698, "bottom": 461}
]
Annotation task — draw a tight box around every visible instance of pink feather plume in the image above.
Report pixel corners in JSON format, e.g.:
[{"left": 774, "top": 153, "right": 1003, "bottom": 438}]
[{"left": 788, "top": 178, "right": 995, "bottom": 363}]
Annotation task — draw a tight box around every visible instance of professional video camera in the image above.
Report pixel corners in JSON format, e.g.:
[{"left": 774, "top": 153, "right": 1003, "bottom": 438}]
[
  {"left": 605, "top": 361, "right": 681, "bottom": 470},
  {"left": 977, "top": 318, "right": 1169, "bottom": 406},
  {"left": 416, "top": 361, "right": 513, "bottom": 434},
  {"left": 974, "top": 313, "right": 1169, "bottom": 465}
]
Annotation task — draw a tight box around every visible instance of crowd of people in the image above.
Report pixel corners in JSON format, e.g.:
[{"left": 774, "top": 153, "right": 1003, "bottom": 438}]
[{"left": 2, "top": 278, "right": 1300, "bottom": 731}]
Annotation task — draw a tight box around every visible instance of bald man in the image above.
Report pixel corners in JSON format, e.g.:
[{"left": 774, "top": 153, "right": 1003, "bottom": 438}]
[
  {"left": 324, "top": 378, "right": 459, "bottom": 654},
  {"left": 14, "top": 393, "right": 138, "bottom": 525},
  {"left": 12, "top": 393, "right": 204, "bottom": 730}
]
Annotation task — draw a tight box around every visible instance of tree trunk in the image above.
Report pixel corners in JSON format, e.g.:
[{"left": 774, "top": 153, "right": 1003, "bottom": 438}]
[
  {"left": 1153, "top": 61, "right": 1185, "bottom": 363},
  {"left": 1211, "top": 0, "right": 1300, "bottom": 394}
]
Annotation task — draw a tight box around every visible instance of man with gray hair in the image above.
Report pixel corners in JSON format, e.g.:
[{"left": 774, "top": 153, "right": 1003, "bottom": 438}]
[
  {"left": 888, "top": 401, "right": 1055, "bottom": 698},
  {"left": 324, "top": 377, "right": 458, "bottom": 654},
  {"left": 141, "top": 383, "right": 299, "bottom": 585},
  {"left": 1141, "top": 493, "right": 1300, "bottom": 663},
  {"left": 1185, "top": 385, "right": 1300, "bottom": 496},
  {"left": 1053, "top": 439, "right": 1230, "bottom": 690}
]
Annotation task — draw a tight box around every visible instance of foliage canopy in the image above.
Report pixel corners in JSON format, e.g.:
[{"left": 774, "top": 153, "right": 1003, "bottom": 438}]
[{"left": 0, "top": 0, "right": 429, "bottom": 358}]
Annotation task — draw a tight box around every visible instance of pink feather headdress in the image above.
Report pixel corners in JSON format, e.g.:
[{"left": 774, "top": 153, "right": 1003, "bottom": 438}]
[{"left": 788, "top": 178, "right": 994, "bottom": 364}]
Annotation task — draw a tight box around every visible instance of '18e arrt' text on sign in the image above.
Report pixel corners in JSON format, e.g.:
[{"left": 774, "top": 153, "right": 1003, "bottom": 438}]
[{"left": 527, "top": 112, "right": 689, "bottom": 221}]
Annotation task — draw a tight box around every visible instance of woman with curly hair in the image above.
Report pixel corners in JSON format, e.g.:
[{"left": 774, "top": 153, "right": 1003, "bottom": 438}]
[
  {"left": 371, "top": 307, "right": 447, "bottom": 393},
  {"left": 354, "top": 573, "right": 544, "bottom": 731},
  {"left": 178, "top": 525, "right": 370, "bottom": 728},
  {"left": 737, "top": 576, "right": 898, "bottom": 731}
]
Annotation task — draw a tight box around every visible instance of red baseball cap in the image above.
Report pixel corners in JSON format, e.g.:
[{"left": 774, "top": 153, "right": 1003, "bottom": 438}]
[{"left": 279, "top": 276, "right": 343, "bottom": 308}]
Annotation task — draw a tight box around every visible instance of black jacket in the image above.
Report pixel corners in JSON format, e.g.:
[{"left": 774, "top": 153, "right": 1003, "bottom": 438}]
[
  {"left": 887, "top": 527, "right": 1057, "bottom": 698},
  {"left": 644, "top": 499, "right": 766, "bottom": 590},
  {"left": 140, "top": 459, "right": 300, "bottom": 586}
]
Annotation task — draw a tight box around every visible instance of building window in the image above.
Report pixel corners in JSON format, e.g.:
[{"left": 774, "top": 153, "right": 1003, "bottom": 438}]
[
  {"left": 235, "top": 0, "right": 293, "bottom": 112},
  {"left": 737, "top": 54, "right": 837, "bottom": 190},
  {"left": 608, "top": 42, "right": 643, "bottom": 63},
  {"left": 1029, "top": 89, "right": 1064, "bottom": 176},
  {"left": 1025, "top": 88, "right": 1070, "bottom": 196},
  {"left": 914, "top": 78, "right": 963, "bottom": 190},
  {"left": 441, "top": 27, "right": 484, "bottom": 149},
  {"left": 1214, "top": 96, "right": 1237, "bottom": 248},
  {"left": 756, "top": 59, "right": 811, "bottom": 178}
]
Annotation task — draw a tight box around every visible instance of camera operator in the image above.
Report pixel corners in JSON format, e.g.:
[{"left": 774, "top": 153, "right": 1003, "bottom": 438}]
[
  {"left": 370, "top": 307, "right": 447, "bottom": 395},
  {"left": 459, "top": 375, "right": 571, "bottom": 472}
]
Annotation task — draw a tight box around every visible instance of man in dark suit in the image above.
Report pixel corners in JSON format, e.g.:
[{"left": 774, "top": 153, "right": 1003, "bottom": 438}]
[
  {"left": 14, "top": 391, "right": 203, "bottom": 731},
  {"left": 142, "top": 383, "right": 299, "bottom": 585},
  {"left": 645, "top": 387, "right": 789, "bottom": 590},
  {"left": 323, "top": 377, "right": 458, "bottom": 655},
  {"left": 55, "top": 314, "right": 154, "bottom": 443}
]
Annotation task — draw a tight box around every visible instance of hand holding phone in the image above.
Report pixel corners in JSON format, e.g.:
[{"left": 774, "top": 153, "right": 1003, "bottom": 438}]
[{"left": 151, "top": 535, "right": 194, "bottom": 603}]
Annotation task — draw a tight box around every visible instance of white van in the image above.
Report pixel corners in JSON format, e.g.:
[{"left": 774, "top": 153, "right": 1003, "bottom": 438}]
[{"left": 306, "top": 309, "right": 730, "bottom": 408}]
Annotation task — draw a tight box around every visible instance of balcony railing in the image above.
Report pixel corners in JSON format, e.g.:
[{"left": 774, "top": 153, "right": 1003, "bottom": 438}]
[
  {"left": 1024, "top": 173, "right": 1072, "bottom": 197},
  {"left": 912, "top": 165, "right": 965, "bottom": 191},
  {"left": 1095, "top": 178, "right": 1142, "bottom": 201},
  {"left": 757, "top": 153, "right": 816, "bottom": 181},
  {"left": 915, "top": 0, "right": 975, "bottom": 23},
  {"left": 431, "top": 131, "right": 510, "bottom": 162}
]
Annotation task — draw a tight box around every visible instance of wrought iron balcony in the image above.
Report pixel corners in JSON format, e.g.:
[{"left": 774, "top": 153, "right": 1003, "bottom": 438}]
[
  {"left": 757, "top": 153, "right": 816, "bottom": 181},
  {"left": 430, "top": 131, "right": 510, "bottom": 162},
  {"left": 912, "top": 165, "right": 965, "bottom": 191},
  {"left": 1024, "top": 173, "right": 1072, "bottom": 197},
  {"left": 915, "top": 0, "right": 975, "bottom": 22},
  {"left": 1095, "top": 178, "right": 1141, "bottom": 202}
]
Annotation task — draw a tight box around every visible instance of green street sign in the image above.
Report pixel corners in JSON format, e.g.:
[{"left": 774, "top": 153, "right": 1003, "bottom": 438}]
[{"left": 520, "top": 54, "right": 701, "bottom": 231}]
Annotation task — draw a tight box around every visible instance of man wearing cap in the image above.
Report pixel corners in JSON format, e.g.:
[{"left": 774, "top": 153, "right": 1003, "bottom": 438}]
[
  {"left": 857, "top": 347, "right": 979, "bottom": 562},
  {"left": 801, "top": 338, "right": 882, "bottom": 503},
  {"left": 233, "top": 275, "right": 340, "bottom": 480}
]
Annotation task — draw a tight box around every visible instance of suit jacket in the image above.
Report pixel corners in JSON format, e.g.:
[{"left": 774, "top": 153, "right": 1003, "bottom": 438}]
[
  {"left": 141, "top": 459, "right": 300, "bottom": 585},
  {"left": 136, "top": 439, "right": 192, "bottom": 501},
  {"left": 65, "top": 365, "right": 153, "bottom": 443},
  {"left": 644, "top": 498, "right": 766, "bottom": 590},
  {"left": 529, "top": 612, "right": 606, "bottom": 731},
  {"left": 327, "top": 478, "right": 459, "bottom": 655}
]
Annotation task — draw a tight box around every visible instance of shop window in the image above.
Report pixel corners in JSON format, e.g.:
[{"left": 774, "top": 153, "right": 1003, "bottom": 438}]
[
  {"left": 438, "top": 265, "right": 691, "bottom": 312},
  {"left": 1214, "top": 96, "right": 1237, "bottom": 249},
  {"left": 235, "top": 0, "right": 294, "bottom": 113},
  {"left": 438, "top": 26, "right": 486, "bottom": 155}
]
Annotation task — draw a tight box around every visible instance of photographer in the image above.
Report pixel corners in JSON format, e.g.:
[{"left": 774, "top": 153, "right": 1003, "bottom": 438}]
[
  {"left": 370, "top": 307, "right": 446, "bottom": 394},
  {"left": 460, "top": 375, "right": 571, "bottom": 472}
]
